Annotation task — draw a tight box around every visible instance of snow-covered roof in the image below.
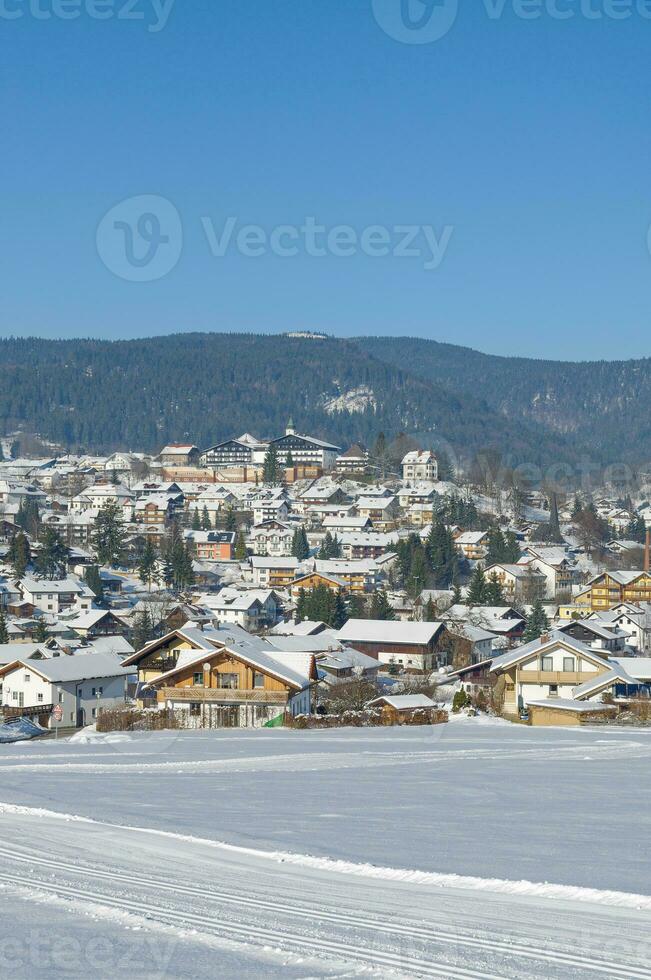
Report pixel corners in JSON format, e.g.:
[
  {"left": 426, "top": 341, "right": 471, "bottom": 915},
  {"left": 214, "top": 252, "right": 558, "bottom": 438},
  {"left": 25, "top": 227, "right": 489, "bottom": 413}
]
[
  {"left": 527, "top": 698, "right": 615, "bottom": 714},
  {"left": 0, "top": 651, "right": 129, "bottom": 683},
  {"left": 572, "top": 666, "right": 637, "bottom": 700},
  {"left": 338, "top": 620, "right": 443, "bottom": 645},
  {"left": 490, "top": 632, "right": 611, "bottom": 673},
  {"left": 366, "top": 694, "right": 436, "bottom": 710},
  {"left": 611, "top": 657, "right": 651, "bottom": 681}
]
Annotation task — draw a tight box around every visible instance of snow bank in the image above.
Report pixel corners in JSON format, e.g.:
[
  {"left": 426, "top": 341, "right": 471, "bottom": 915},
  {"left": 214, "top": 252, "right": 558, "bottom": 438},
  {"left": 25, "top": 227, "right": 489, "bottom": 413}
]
[{"left": 2, "top": 800, "right": 650, "bottom": 912}]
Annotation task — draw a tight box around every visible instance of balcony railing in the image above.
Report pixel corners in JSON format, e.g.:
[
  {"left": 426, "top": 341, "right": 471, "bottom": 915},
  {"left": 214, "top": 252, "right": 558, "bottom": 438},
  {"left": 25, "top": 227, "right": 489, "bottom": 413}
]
[{"left": 158, "top": 687, "right": 288, "bottom": 705}]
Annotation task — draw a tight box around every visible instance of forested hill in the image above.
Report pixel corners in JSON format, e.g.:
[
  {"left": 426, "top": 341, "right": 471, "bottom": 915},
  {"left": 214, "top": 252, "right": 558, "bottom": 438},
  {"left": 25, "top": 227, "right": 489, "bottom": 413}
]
[
  {"left": 0, "top": 333, "right": 568, "bottom": 466},
  {"left": 363, "top": 336, "right": 651, "bottom": 467}
]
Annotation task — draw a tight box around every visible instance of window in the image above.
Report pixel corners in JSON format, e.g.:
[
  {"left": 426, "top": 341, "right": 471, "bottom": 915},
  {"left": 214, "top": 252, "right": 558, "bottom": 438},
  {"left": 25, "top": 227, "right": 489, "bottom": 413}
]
[
  {"left": 549, "top": 684, "right": 559, "bottom": 697},
  {"left": 219, "top": 673, "right": 239, "bottom": 690},
  {"left": 24, "top": 674, "right": 30, "bottom": 683},
  {"left": 37, "top": 693, "right": 43, "bottom": 703},
  {"left": 563, "top": 657, "right": 575, "bottom": 673},
  {"left": 190, "top": 702, "right": 201, "bottom": 716},
  {"left": 253, "top": 671, "right": 264, "bottom": 689},
  {"left": 192, "top": 672, "right": 204, "bottom": 686},
  {"left": 12, "top": 692, "right": 18, "bottom": 702},
  {"left": 542, "top": 656, "right": 554, "bottom": 672}
]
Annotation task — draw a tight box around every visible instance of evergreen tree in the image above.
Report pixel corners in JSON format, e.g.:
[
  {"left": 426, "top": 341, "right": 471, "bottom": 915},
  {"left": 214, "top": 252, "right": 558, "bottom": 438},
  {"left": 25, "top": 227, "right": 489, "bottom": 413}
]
[
  {"left": 92, "top": 501, "right": 125, "bottom": 567},
  {"left": 224, "top": 506, "right": 237, "bottom": 532},
  {"left": 84, "top": 564, "right": 104, "bottom": 601},
  {"left": 318, "top": 532, "right": 334, "bottom": 560},
  {"left": 423, "top": 597, "right": 437, "bottom": 621},
  {"left": 485, "top": 527, "right": 507, "bottom": 566},
  {"left": 36, "top": 527, "right": 68, "bottom": 580},
  {"left": 295, "top": 587, "right": 308, "bottom": 622},
  {"left": 191, "top": 509, "right": 201, "bottom": 531},
  {"left": 201, "top": 506, "right": 212, "bottom": 531},
  {"left": 427, "top": 521, "right": 457, "bottom": 587},
  {"left": 523, "top": 599, "right": 550, "bottom": 642},
  {"left": 503, "top": 531, "right": 521, "bottom": 563},
  {"left": 451, "top": 582, "right": 462, "bottom": 605},
  {"left": 286, "top": 450, "right": 295, "bottom": 469},
  {"left": 235, "top": 531, "right": 248, "bottom": 561},
  {"left": 466, "top": 564, "right": 487, "bottom": 605},
  {"left": 406, "top": 546, "right": 429, "bottom": 600},
  {"left": 138, "top": 538, "right": 158, "bottom": 590},
  {"left": 332, "top": 590, "right": 348, "bottom": 630},
  {"left": 0, "top": 607, "right": 8, "bottom": 645},
  {"left": 262, "top": 445, "right": 281, "bottom": 485},
  {"left": 484, "top": 571, "right": 505, "bottom": 606},
  {"left": 370, "top": 589, "right": 396, "bottom": 621},
  {"left": 34, "top": 618, "right": 48, "bottom": 643},
  {"left": 133, "top": 608, "right": 154, "bottom": 650},
  {"left": 291, "top": 527, "right": 310, "bottom": 560},
  {"left": 347, "top": 593, "right": 366, "bottom": 619},
  {"left": 8, "top": 531, "right": 30, "bottom": 579}
]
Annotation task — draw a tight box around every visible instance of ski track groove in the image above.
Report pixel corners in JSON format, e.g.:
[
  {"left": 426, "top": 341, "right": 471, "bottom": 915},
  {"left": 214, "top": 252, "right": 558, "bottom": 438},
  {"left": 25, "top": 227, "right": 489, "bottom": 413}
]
[
  {"left": 0, "top": 844, "right": 648, "bottom": 979},
  {"left": 0, "top": 869, "right": 499, "bottom": 980}
]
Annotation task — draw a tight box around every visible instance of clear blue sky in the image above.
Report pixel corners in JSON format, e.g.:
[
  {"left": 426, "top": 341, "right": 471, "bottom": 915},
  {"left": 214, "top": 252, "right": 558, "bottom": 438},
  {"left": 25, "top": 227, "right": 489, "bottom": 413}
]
[{"left": 2, "top": 0, "right": 650, "bottom": 359}]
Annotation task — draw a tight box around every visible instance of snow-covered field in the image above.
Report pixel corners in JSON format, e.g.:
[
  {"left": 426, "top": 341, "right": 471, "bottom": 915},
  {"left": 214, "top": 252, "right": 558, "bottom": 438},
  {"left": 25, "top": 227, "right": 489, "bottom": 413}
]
[{"left": 1, "top": 719, "right": 651, "bottom": 978}]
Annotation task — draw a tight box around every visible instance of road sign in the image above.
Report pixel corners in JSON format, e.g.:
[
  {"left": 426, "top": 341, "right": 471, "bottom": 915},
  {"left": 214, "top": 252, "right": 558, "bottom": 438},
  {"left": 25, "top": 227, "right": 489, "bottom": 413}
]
[{"left": 52, "top": 705, "right": 63, "bottom": 723}]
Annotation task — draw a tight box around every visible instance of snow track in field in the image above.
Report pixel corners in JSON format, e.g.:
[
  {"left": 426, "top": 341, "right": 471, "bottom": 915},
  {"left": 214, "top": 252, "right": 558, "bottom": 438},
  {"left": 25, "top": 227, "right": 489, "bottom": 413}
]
[
  {"left": 0, "top": 738, "right": 646, "bottom": 774},
  {"left": 2, "top": 801, "right": 651, "bottom": 912},
  {"left": 0, "top": 840, "right": 648, "bottom": 979}
]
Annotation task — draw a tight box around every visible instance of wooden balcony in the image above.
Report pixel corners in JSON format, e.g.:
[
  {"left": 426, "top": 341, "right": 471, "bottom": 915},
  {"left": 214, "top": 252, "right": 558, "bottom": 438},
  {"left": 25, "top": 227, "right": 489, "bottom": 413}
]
[
  {"left": 518, "top": 670, "right": 592, "bottom": 685},
  {"left": 158, "top": 687, "right": 288, "bottom": 705}
]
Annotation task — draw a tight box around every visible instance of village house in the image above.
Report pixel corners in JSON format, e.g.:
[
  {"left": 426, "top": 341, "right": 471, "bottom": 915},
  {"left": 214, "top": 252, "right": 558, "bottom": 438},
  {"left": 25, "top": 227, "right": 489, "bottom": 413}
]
[
  {"left": 313, "top": 558, "right": 380, "bottom": 594},
  {"left": 337, "top": 619, "right": 447, "bottom": 669},
  {"left": 484, "top": 563, "right": 547, "bottom": 603},
  {"left": 134, "top": 492, "right": 184, "bottom": 526},
  {"left": 17, "top": 576, "right": 94, "bottom": 615},
  {"left": 556, "top": 619, "right": 627, "bottom": 655},
  {"left": 519, "top": 546, "right": 574, "bottom": 599},
  {"left": 587, "top": 602, "right": 651, "bottom": 652},
  {"left": 454, "top": 531, "right": 489, "bottom": 561},
  {"left": 270, "top": 421, "right": 340, "bottom": 471},
  {"left": 159, "top": 444, "right": 201, "bottom": 467},
  {"left": 577, "top": 570, "right": 651, "bottom": 611},
  {"left": 70, "top": 483, "right": 134, "bottom": 514},
  {"left": 401, "top": 450, "right": 438, "bottom": 483},
  {"left": 205, "top": 588, "right": 280, "bottom": 631},
  {"left": 337, "top": 531, "right": 398, "bottom": 560},
  {"left": 322, "top": 515, "right": 373, "bottom": 535},
  {"left": 489, "top": 631, "right": 638, "bottom": 723},
  {"left": 335, "top": 444, "right": 369, "bottom": 474},
  {"left": 251, "top": 495, "right": 290, "bottom": 526},
  {"left": 145, "top": 634, "right": 316, "bottom": 728},
  {"left": 248, "top": 520, "right": 295, "bottom": 557},
  {"left": 353, "top": 496, "right": 399, "bottom": 530},
  {"left": 290, "top": 570, "right": 347, "bottom": 600},
  {"left": 250, "top": 556, "right": 300, "bottom": 589},
  {"left": 0, "top": 651, "right": 130, "bottom": 729},
  {"left": 184, "top": 530, "right": 236, "bottom": 561}
]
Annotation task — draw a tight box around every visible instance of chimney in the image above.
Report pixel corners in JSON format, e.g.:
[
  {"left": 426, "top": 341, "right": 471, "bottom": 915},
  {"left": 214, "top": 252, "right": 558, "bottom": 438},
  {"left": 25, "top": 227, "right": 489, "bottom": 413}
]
[
  {"left": 646, "top": 530, "right": 650, "bottom": 574},
  {"left": 540, "top": 632, "right": 550, "bottom": 645}
]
